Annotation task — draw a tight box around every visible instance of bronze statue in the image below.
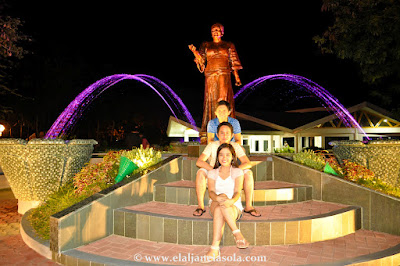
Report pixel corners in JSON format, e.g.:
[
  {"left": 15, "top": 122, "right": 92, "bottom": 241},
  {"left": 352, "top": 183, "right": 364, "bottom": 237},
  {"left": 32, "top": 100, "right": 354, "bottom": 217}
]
[{"left": 189, "top": 23, "right": 243, "bottom": 133}]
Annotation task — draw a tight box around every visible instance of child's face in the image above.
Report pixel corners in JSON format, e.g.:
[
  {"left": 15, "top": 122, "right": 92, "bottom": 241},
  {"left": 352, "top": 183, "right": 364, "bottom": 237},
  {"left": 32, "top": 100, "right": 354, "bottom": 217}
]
[{"left": 215, "top": 105, "right": 231, "bottom": 121}]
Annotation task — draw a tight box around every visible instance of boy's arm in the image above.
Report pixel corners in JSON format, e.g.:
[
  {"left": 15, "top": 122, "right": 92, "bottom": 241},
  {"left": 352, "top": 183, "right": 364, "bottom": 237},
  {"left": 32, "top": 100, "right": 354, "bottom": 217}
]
[
  {"left": 237, "top": 154, "right": 252, "bottom": 170},
  {"left": 234, "top": 133, "right": 242, "bottom": 144},
  {"left": 196, "top": 153, "right": 213, "bottom": 171}
]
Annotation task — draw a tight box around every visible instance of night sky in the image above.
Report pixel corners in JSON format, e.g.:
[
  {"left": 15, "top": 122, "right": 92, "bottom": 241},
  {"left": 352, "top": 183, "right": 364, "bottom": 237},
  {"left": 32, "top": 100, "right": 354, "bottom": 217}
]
[{"left": 6, "top": 1, "right": 370, "bottom": 139}]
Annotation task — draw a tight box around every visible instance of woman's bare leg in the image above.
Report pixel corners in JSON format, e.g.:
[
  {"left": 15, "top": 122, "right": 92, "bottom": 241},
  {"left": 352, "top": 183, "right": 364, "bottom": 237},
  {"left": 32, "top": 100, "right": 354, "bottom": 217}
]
[
  {"left": 205, "top": 201, "right": 224, "bottom": 259},
  {"left": 219, "top": 206, "right": 246, "bottom": 243},
  {"left": 219, "top": 205, "right": 239, "bottom": 232}
]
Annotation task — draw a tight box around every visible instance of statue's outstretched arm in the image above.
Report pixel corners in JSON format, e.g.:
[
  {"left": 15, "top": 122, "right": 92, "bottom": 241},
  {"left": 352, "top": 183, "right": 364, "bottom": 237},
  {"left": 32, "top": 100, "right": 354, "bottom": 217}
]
[{"left": 188, "top": 44, "right": 205, "bottom": 73}]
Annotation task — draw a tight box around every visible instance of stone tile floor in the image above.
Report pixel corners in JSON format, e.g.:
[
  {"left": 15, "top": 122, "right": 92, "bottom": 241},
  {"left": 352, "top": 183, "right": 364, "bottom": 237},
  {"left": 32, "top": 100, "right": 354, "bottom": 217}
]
[
  {"left": 77, "top": 231, "right": 400, "bottom": 265},
  {"left": 0, "top": 190, "right": 56, "bottom": 265}
]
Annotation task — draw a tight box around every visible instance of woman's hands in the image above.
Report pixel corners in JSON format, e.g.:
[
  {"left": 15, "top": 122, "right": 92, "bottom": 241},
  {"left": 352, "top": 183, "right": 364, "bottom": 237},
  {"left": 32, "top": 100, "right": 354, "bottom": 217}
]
[{"left": 216, "top": 194, "right": 234, "bottom": 208}]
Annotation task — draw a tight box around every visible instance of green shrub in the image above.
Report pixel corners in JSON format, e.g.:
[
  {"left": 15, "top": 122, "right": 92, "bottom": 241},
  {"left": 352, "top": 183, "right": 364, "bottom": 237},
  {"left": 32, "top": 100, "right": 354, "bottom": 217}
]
[
  {"left": 74, "top": 150, "right": 122, "bottom": 196},
  {"left": 293, "top": 150, "right": 326, "bottom": 171},
  {"left": 274, "top": 146, "right": 295, "bottom": 153},
  {"left": 121, "top": 145, "right": 162, "bottom": 170}
]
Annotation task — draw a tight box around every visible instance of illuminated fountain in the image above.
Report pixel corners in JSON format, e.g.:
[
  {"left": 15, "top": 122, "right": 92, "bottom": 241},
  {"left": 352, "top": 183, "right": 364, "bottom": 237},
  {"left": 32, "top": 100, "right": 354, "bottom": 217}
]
[
  {"left": 45, "top": 74, "right": 196, "bottom": 139},
  {"left": 45, "top": 73, "right": 368, "bottom": 140},
  {"left": 234, "top": 74, "right": 370, "bottom": 139}
]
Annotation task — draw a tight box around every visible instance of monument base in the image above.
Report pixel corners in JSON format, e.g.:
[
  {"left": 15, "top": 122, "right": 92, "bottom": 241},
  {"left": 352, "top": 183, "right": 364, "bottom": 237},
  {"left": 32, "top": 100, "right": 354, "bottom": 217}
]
[{"left": 199, "top": 132, "right": 207, "bottom": 145}]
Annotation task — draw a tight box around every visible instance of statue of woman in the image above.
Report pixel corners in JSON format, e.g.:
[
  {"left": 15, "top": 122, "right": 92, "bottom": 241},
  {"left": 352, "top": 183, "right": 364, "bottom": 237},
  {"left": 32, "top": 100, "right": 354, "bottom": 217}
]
[{"left": 189, "top": 23, "right": 242, "bottom": 132}]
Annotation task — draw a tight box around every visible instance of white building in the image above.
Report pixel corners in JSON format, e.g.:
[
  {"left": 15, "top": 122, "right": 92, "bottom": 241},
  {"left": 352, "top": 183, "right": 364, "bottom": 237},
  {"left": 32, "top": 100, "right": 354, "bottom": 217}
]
[{"left": 167, "top": 102, "right": 400, "bottom": 154}]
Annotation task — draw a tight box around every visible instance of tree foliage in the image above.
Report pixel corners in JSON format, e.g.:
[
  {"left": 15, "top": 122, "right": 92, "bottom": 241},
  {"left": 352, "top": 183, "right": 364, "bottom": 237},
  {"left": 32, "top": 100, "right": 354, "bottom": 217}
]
[
  {"left": 0, "top": 16, "right": 27, "bottom": 59},
  {"left": 314, "top": 0, "right": 400, "bottom": 84},
  {"left": 0, "top": 6, "right": 30, "bottom": 116}
]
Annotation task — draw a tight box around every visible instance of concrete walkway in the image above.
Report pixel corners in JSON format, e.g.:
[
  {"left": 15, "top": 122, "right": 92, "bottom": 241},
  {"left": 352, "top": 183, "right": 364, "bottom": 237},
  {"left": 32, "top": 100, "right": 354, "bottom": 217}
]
[{"left": 0, "top": 188, "right": 56, "bottom": 265}]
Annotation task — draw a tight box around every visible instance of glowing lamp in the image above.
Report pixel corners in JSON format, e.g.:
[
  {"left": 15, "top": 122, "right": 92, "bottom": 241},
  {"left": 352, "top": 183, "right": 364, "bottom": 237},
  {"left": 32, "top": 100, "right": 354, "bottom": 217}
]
[{"left": 0, "top": 124, "right": 5, "bottom": 136}]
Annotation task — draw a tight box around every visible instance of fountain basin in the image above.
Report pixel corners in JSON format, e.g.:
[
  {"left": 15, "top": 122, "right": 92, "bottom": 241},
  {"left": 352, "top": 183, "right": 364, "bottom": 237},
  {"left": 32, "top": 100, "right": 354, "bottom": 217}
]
[
  {"left": 0, "top": 138, "right": 97, "bottom": 214},
  {"left": 330, "top": 140, "right": 400, "bottom": 186}
]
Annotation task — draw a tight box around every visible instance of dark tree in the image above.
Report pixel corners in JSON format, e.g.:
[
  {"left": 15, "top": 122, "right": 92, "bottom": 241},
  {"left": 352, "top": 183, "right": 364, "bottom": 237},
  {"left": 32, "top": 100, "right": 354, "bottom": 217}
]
[
  {"left": 0, "top": 5, "right": 30, "bottom": 116},
  {"left": 314, "top": 0, "right": 400, "bottom": 84}
]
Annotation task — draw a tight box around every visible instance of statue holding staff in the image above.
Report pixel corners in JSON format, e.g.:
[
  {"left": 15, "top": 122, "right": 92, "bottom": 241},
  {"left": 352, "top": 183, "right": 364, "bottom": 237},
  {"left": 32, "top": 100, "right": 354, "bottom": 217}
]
[{"left": 189, "top": 23, "right": 243, "bottom": 134}]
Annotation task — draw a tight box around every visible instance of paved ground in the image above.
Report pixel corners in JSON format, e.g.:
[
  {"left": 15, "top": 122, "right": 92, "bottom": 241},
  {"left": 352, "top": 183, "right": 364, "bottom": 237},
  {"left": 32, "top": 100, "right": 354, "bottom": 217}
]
[
  {"left": 0, "top": 188, "right": 56, "bottom": 265},
  {"left": 77, "top": 232, "right": 400, "bottom": 265}
]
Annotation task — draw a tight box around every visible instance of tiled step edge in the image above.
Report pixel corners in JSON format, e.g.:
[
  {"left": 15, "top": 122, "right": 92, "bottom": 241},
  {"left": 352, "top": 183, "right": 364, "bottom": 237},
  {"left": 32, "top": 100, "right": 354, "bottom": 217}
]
[
  {"left": 58, "top": 235, "right": 400, "bottom": 266},
  {"left": 114, "top": 203, "right": 361, "bottom": 246},
  {"left": 315, "top": 243, "right": 400, "bottom": 266},
  {"left": 154, "top": 180, "right": 313, "bottom": 206},
  {"left": 20, "top": 209, "right": 52, "bottom": 260}
]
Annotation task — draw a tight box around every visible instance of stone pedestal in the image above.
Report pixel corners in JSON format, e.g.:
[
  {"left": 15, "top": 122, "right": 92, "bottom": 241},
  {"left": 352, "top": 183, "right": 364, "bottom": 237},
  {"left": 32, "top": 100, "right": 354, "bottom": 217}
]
[{"left": 0, "top": 138, "right": 97, "bottom": 214}]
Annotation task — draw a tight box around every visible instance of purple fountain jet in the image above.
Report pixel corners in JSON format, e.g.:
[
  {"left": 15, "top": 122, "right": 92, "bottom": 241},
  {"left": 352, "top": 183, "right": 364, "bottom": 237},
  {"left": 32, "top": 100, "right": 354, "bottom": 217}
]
[{"left": 45, "top": 74, "right": 196, "bottom": 139}]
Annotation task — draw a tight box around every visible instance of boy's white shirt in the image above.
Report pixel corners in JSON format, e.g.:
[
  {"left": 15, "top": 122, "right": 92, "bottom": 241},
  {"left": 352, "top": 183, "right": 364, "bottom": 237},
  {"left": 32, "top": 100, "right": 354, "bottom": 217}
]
[{"left": 202, "top": 141, "right": 246, "bottom": 168}]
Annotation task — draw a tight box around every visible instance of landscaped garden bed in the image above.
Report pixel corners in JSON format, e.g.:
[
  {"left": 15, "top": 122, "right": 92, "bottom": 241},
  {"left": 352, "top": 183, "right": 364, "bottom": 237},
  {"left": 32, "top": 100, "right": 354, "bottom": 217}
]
[
  {"left": 28, "top": 146, "right": 162, "bottom": 240},
  {"left": 293, "top": 149, "right": 400, "bottom": 199}
]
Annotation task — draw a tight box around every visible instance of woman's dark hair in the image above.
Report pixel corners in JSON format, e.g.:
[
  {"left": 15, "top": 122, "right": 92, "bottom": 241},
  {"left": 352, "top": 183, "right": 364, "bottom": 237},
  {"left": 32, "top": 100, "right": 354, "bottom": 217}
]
[{"left": 214, "top": 143, "right": 239, "bottom": 169}]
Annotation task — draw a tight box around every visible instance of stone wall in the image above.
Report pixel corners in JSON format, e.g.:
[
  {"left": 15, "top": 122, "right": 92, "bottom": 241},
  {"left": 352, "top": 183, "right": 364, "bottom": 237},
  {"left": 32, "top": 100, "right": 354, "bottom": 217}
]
[
  {"left": 50, "top": 155, "right": 182, "bottom": 254},
  {"left": 273, "top": 155, "right": 400, "bottom": 236}
]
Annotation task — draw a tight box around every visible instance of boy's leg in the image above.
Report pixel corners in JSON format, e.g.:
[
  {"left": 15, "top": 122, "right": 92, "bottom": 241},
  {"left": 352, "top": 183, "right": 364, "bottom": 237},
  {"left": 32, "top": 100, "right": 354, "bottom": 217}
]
[
  {"left": 243, "top": 170, "right": 261, "bottom": 217},
  {"left": 193, "top": 169, "right": 207, "bottom": 216}
]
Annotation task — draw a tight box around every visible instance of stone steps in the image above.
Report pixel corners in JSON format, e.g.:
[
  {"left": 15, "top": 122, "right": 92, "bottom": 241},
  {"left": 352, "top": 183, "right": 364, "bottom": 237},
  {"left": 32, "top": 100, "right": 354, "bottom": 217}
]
[
  {"left": 59, "top": 172, "right": 400, "bottom": 265},
  {"left": 69, "top": 230, "right": 400, "bottom": 265},
  {"left": 113, "top": 200, "right": 361, "bottom": 246},
  {"left": 52, "top": 158, "right": 400, "bottom": 265},
  {"left": 18, "top": 155, "right": 400, "bottom": 265},
  {"left": 154, "top": 180, "right": 313, "bottom": 206}
]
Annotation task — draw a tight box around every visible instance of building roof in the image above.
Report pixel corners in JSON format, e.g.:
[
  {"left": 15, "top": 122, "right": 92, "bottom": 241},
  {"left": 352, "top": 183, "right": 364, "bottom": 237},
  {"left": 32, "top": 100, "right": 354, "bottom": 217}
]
[
  {"left": 166, "top": 102, "right": 400, "bottom": 138},
  {"left": 166, "top": 116, "right": 200, "bottom": 138},
  {"left": 236, "top": 102, "right": 400, "bottom": 133},
  {"left": 235, "top": 112, "right": 291, "bottom": 133}
]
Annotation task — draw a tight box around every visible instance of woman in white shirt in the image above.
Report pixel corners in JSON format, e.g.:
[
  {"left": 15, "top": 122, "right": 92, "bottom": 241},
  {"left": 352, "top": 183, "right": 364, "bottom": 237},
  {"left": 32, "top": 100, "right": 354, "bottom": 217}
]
[{"left": 204, "top": 143, "right": 250, "bottom": 262}]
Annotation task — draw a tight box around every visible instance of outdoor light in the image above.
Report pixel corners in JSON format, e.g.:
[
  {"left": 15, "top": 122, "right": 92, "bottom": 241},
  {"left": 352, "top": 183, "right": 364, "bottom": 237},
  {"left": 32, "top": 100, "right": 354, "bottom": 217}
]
[{"left": 0, "top": 124, "right": 5, "bottom": 136}]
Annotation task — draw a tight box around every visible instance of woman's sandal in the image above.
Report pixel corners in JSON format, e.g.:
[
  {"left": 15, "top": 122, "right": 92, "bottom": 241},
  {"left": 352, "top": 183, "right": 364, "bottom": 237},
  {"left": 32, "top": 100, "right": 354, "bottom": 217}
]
[
  {"left": 193, "top": 208, "right": 206, "bottom": 216},
  {"left": 232, "top": 229, "right": 250, "bottom": 249},
  {"left": 202, "top": 245, "right": 220, "bottom": 263}
]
